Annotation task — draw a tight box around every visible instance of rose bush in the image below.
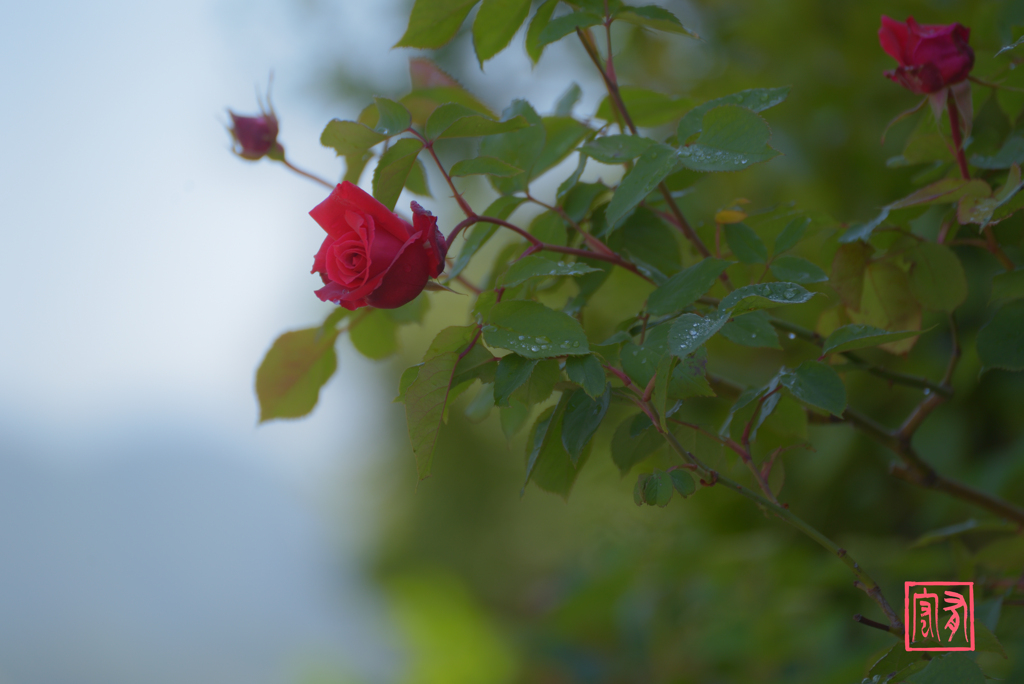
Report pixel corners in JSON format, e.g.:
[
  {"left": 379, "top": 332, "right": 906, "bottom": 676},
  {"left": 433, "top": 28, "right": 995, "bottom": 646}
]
[
  {"left": 878, "top": 16, "right": 975, "bottom": 94},
  {"left": 310, "top": 181, "right": 447, "bottom": 310}
]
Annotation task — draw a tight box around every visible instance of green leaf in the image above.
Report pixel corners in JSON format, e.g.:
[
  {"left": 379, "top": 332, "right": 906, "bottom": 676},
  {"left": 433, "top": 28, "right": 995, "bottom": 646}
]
[
  {"left": 493, "top": 354, "right": 539, "bottom": 407},
  {"left": 617, "top": 5, "right": 697, "bottom": 38},
  {"left": 536, "top": 11, "right": 603, "bottom": 49},
  {"left": 480, "top": 100, "right": 546, "bottom": 195},
  {"left": 321, "top": 119, "right": 387, "bottom": 156},
  {"left": 677, "top": 87, "right": 790, "bottom": 141},
  {"left": 349, "top": 309, "right": 398, "bottom": 359},
  {"left": 449, "top": 155, "right": 523, "bottom": 177},
  {"left": 667, "top": 312, "right": 728, "bottom": 359},
  {"left": 907, "top": 242, "right": 967, "bottom": 312},
  {"left": 839, "top": 207, "right": 890, "bottom": 244},
  {"left": 373, "top": 97, "right": 411, "bottom": 136},
  {"left": 621, "top": 341, "right": 662, "bottom": 389},
  {"left": 500, "top": 399, "right": 530, "bottom": 441},
  {"left": 978, "top": 300, "right": 1024, "bottom": 372},
  {"left": 971, "top": 134, "right": 1024, "bottom": 169},
  {"left": 612, "top": 414, "right": 663, "bottom": 475},
  {"left": 255, "top": 327, "right": 339, "bottom": 422},
  {"left": 447, "top": 196, "right": 525, "bottom": 280},
  {"left": 395, "top": 365, "right": 421, "bottom": 403},
  {"left": 565, "top": 354, "right": 607, "bottom": 398},
  {"left": 472, "top": 0, "right": 531, "bottom": 64},
  {"left": 823, "top": 324, "right": 923, "bottom": 355},
  {"left": 670, "top": 469, "right": 696, "bottom": 497},
  {"left": 403, "top": 326, "right": 478, "bottom": 479},
  {"left": 513, "top": 359, "right": 560, "bottom": 405},
  {"left": 404, "top": 158, "right": 431, "bottom": 196},
  {"left": 769, "top": 255, "right": 828, "bottom": 283},
  {"left": 646, "top": 257, "right": 731, "bottom": 316},
  {"left": 910, "top": 518, "right": 1019, "bottom": 548},
  {"left": 525, "top": 0, "right": 559, "bottom": 63},
  {"left": 595, "top": 87, "right": 693, "bottom": 127},
  {"left": 720, "top": 282, "right": 815, "bottom": 315},
  {"left": 780, "top": 361, "right": 846, "bottom": 416},
  {"left": 724, "top": 222, "right": 767, "bottom": 264},
  {"left": 553, "top": 82, "right": 582, "bottom": 116},
  {"left": 581, "top": 135, "right": 656, "bottom": 163},
  {"left": 867, "top": 642, "right": 926, "bottom": 678},
  {"left": 904, "top": 653, "right": 985, "bottom": 684},
  {"left": 464, "top": 382, "right": 495, "bottom": 422},
  {"left": 608, "top": 207, "right": 681, "bottom": 280},
  {"left": 669, "top": 347, "right": 715, "bottom": 399},
  {"left": 720, "top": 311, "right": 782, "bottom": 349},
  {"left": 975, "top": 620, "right": 1007, "bottom": 658},
  {"left": 524, "top": 396, "right": 588, "bottom": 499},
  {"left": 561, "top": 182, "right": 607, "bottom": 222},
  {"left": 451, "top": 343, "right": 498, "bottom": 386},
  {"left": 396, "top": 0, "right": 482, "bottom": 49},
  {"left": 643, "top": 469, "right": 673, "bottom": 507},
  {"left": 991, "top": 268, "right": 1024, "bottom": 305},
  {"left": 652, "top": 353, "right": 676, "bottom": 429},
  {"left": 849, "top": 261, "right": 922, "bottom": 354},
  {"left": 719, "top": 387, "right": 761, "bottom": 437},
  {"left": 499, "top": 255, "right": 602, "bottom": 287},
  {"left": 678, "top": 105, "right": 779, "bottom": 172},
  {"left": 533, "top": 116, "right": 592, "bottom": 178},
  {"left": 830, "top": 241, "right": 874, "bottom": 311},
  {"left": 772, "top": 216, "right": 809, "bottom": 255},
  {"left": 561, "top": 386, "right": 610, "bottom": 464},
  {"left": 423, "top": 103, "right": 527, "bottom": 140},
  {"left": 484, "top": 300, "right": 590, "bottom": 358},
  {"left": 371, "top": 138, "right": 424, "bottom": 211},
  {"left": 605, "top": 143, "right": 683, "bottom": 228},
  {"left": 633, "top": 473, "right": 651, "bottom": 505}
]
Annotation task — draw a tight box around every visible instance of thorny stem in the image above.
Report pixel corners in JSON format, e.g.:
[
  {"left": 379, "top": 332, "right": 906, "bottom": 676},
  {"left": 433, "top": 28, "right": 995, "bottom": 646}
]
[
  {"left": 576, "top": 25, "right": 714, "bottom": 262},
  {"left": 657, "top": 426, "right": 904, "bottom": 630},
  {"left": 672, "top": 418, "right": 779, "bottom": 504},
  {"left": 946, "top": 93, "right": 1015, "bottom": 270},
  {"left": 946, "top": 90, "right": 970, "bottom": 182},
  {"left": 446, "top": 215, "right": 653, "bottom": 283},
  {"left": 406, "top": 129, "right": 475, "bottom": 218},
  {"left": 895, "top": 314, "right": 959, "bottom": 442},
  {"left": 526, "top": 193, "right": 620, "bottom": 258},
  {"left": 280, "top": 158, "right": 334, "bottom": 189},
  {"left": 770, "top": 317, "right": 952, "bottom": 397}
]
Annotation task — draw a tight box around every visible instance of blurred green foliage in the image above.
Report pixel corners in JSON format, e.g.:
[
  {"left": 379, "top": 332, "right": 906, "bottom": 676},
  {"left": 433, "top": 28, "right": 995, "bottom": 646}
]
[{"left": 287, "top": 0, "right": 1024, "bottom": 681}]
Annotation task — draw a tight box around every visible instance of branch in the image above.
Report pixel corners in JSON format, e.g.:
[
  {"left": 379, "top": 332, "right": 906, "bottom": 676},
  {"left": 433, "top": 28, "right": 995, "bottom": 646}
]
[
  {"left": 659, "top": 427, "right": 904, "bottom": 630},
  {"left": 575, "top": 26, "right": 714, "bottom": 262},
  {"left": 280, "top": 158, "right": 334, "bottom": 189},
  {"left": 406, "top": 128, "right": 475, "bottom": 218}
]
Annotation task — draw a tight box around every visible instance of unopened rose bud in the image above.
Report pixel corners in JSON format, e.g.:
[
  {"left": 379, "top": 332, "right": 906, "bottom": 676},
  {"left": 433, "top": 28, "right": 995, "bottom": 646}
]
[
  {"left": 878, "top": 16, "right": 974, "bottom": 94},
  {"left": 228, "top": 108, "right": 283, "bottom": 161}
]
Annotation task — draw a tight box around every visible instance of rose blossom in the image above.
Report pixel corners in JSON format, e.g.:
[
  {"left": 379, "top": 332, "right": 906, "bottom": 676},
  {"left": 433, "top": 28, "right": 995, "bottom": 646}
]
[
  {"left": 878, "top": 16, "right": 974, "bottom": 94},
  {"left": 228, "top": 110, "right": 282, "bottom": 160},
  {"left": 310, "top": 181, "right": 447, "bottom": 310}
]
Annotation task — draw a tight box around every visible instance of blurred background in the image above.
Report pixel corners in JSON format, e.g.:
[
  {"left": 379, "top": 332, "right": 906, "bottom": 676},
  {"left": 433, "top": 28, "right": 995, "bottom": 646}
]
[{"left": 1, "top": 0, "right": 1022, "bottom": 683}]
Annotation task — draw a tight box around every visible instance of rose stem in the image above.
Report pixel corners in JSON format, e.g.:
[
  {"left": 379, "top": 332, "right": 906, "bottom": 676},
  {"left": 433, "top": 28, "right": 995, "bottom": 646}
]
[
  {"left": 655, "top": 416, "right": 904, "bottom": 631},
  {"left": 577, "top": 21, "right": 712, "bottom": 262},
  {"left": 406, "top": 129, "right": 475, "bottom": 218},
  {"left": 947, "top": 90, "right": 1015, "bottom": 270},
  {"left": 280, "top": 158, "right": 334, "bottom": 189}
]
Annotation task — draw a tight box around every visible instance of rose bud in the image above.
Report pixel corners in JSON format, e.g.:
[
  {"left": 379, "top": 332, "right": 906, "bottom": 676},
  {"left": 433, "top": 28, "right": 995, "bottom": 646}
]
[
  {"left": 227, "top": 109, "right": 282, "bottom": 161},
  {"left": 878, "top": 16, "right": 974, "bottom": 94},
  {"left": 310, "top": 181, "right": 448, "bottom": 310}
]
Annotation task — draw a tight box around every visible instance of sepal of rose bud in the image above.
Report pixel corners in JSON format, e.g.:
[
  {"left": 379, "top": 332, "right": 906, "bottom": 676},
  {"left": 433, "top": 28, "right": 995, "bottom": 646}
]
[
  {"left": 228, "top": 110, "right": 283, "bottom": 161},
  {"left": 411, "top": 201, "right": 448, "bottom": 278}
]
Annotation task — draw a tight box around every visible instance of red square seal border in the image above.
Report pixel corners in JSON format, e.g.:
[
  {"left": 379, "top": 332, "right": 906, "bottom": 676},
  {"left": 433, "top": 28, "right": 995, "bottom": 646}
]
[{"left": 904, "top": 581, "right": 975, "bottom": 652}]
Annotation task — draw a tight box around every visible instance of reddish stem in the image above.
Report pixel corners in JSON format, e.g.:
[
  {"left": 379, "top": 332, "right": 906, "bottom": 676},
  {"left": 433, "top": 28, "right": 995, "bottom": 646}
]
[{"left": 946, "top": 90, "right": 970, "bottom": 181}]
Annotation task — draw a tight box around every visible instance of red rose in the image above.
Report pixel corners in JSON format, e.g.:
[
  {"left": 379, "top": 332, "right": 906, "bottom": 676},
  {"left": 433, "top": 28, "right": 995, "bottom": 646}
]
[
  {"left": 228, "top": 110, "right": 282, "bottom": 160},
  {"left": 878, "top": 16, "right": 974, "bottom": 94},
  {"left": 310, "top": 182, "right": 447, "bottom": 310}
]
